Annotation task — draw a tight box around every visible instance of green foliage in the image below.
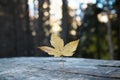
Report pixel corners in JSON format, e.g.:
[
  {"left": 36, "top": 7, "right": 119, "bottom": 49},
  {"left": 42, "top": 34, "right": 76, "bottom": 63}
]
[{"left": 75, "top": 0, "right": 119, "bottom": 59}]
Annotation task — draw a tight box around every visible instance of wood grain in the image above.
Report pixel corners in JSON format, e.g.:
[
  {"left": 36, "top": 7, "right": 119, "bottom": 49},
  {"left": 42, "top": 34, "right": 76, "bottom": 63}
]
[{"left": 0, "top": 57, "right": 120, "bottom": 80}]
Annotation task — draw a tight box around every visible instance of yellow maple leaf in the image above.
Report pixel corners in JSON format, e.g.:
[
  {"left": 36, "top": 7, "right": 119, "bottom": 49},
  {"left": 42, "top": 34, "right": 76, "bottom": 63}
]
[{"left": 38, "top": 34, "right": 79, "bottom": 57}]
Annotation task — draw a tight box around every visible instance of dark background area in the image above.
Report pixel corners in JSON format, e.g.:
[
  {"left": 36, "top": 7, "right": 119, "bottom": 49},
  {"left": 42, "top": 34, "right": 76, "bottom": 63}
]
[{"left": 0, "top": 0, "right": 119, "bottom": 60}]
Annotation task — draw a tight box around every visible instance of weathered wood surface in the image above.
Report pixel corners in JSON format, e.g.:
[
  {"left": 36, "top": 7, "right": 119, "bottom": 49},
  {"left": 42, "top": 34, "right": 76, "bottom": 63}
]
[{"left": 0, "top": 57, "right": 120, "bottom": 80}]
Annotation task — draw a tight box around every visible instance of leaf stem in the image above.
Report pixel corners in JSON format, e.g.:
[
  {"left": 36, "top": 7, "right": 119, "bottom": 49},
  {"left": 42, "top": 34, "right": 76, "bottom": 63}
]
[{"left": 62, "top": 56, "right": 64, "bottom": 68}]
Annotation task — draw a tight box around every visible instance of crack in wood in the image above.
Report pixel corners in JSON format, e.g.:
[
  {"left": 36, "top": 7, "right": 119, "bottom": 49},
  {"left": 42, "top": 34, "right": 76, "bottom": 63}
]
[
  {"left": 97, "top": 65, "right": 120, "bottom": 68},
  {"left": 64, "top": 70, "right": 120, "bottom": 79}
]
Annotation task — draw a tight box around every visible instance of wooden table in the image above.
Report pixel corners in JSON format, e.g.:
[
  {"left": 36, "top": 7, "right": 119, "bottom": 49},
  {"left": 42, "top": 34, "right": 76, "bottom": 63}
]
[{"left": 0, "top": 57, "right": 120, "bottom": 80}]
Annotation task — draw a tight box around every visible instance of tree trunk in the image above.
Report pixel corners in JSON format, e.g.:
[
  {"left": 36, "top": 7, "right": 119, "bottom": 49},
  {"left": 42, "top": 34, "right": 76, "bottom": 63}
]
[
  {"left": 114, "top": 0, "right": 120, "bottom": 60},
  {"left": 0, "top": 0, "right": 17, "bottom": 57},
  {"left": 37, "top": 0, "right": 46, "bottom": 56},
  {"left": 106, "top": 0, "right": 114, "bottom": 59},
  {"left": 14, "top": 0, "right": 33, "bottom": 56},
  {"left": 0, "top": 0, "right": 33, "bottom": 57},
  {"left": 61, "top": 0, "right": 69, "bottom": 43}
]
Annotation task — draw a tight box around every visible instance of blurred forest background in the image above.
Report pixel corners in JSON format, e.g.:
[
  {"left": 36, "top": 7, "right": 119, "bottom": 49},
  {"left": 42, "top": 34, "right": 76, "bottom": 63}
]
[{"left": 0, "top": 0, "right": 119, "bottom": 60}]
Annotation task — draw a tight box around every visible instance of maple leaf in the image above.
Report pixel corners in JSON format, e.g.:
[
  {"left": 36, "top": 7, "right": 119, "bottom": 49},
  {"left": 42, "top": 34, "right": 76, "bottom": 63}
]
[{"left": 38, "top": 34, "right": 79, "bottom": 57}]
